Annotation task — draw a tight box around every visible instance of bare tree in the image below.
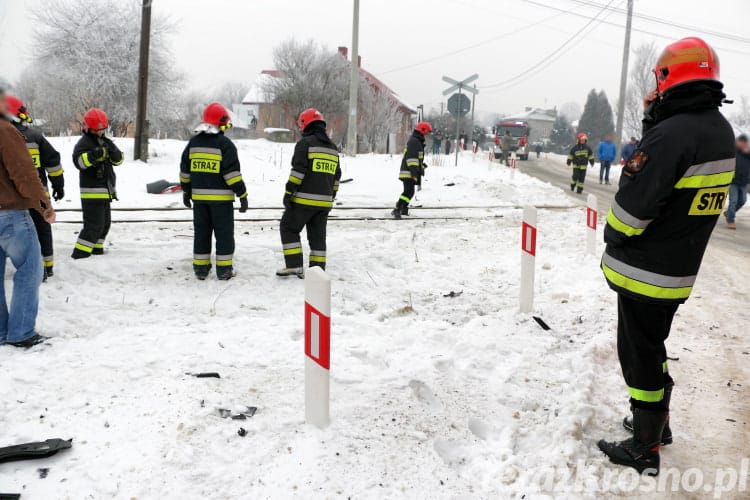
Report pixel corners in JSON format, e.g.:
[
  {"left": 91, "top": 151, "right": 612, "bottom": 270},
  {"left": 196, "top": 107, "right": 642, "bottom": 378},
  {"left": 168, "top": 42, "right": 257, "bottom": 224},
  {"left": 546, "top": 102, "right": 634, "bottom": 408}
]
[
  {"left": 731, "top": 95, "right": 750, "bottom": 131},
  {"left": 623, "top": 42, "right": 658, "bottom": 139},
  {"left": 15, "top": 0, "right": 183, "bottom": 136},
  {"left": 559, "top": 102, "right": 582, "bottom": 122},
  {"left": 357, "top": 78, "right": 401, "bottom": 153},
  {"left": 213, "top": 82, "right": 251, "bottom": 108}
]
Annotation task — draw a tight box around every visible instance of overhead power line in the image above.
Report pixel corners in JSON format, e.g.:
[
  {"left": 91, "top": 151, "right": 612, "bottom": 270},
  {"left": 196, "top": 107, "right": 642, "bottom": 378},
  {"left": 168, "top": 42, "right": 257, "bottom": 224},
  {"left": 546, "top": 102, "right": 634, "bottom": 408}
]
[
  {"left": 479, "top": 0, "right": 621, "bottom": 92},
  {"left": 521, "top": 0, "right": 749, "bottom": 56},
  {"left": 567, "top": 0, "right": 750, "bottom": 45},
  {"left": 377, "top": 0, "right": 591, "bottom": 76}
]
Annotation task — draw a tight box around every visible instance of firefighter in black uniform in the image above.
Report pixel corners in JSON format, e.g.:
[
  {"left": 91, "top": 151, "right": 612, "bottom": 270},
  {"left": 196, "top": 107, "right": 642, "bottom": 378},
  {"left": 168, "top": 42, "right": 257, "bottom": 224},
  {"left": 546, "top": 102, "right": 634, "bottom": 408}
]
[
  {"left": 597, "top": 37, "right": 735, "bottom": 475},
  {"left": 567, "top": 133, "right": 595, "bottom": 194},
  {"left": 71, "top": 108, "right": 123, "bottom": 259},
  {"left": 392, "top": 121, "right": 432, "bottom": 219},
  {"left": 276, "top": 108, "right": 341, "bottom": 278},
  {"left": 180, "top": 102, "right": 248, "bottom": 281},
  {"left": 5, "top": 95, "right": 64, "bottom": 279}
]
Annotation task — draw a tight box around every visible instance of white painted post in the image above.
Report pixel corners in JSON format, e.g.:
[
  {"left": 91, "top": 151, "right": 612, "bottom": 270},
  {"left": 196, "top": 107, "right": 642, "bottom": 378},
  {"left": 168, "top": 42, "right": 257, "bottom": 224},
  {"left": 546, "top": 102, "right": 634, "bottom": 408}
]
[
  {"left": 510, "top": 152, "right": 517, "bottom": 182},
  {"left": 586, "top": 194, "right": 598, "bottom": 255},
  {"left": 304, "top": 266, "right": 331, "bottom": 428},
  {"left": 520, "top": 206, "right": 537, "bottom": 313}
]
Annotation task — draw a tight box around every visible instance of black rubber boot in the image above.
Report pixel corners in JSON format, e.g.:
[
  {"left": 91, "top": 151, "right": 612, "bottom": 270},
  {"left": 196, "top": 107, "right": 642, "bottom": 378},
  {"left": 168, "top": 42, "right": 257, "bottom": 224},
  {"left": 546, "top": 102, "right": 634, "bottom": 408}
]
[
  {"left": 623, "top": 383, "right": 673, "bottom": 445},
  {"left": 598, "top": 408, "right": 667, "bottom": 476},
  {"left": 194, "top": 264, "right": 212, "bottom": 281},
  {"left": 217, "top": 266, "right": 234, "bottom": 281},
  {"left": 391, "top": 208, "right": 402, "bottom": 219}
]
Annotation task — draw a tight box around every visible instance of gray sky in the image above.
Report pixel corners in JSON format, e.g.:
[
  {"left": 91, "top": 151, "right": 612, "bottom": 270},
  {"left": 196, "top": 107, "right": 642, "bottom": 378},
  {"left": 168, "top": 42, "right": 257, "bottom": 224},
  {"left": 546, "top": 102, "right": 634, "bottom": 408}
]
[{"left": 1, "top": 0, "right": 748, "bottom": 119}]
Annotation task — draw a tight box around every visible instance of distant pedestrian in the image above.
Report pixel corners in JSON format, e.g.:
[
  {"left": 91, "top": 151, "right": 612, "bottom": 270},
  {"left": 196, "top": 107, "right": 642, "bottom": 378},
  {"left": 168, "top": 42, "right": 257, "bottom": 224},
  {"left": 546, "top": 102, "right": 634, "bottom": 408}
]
[
  {"left": 444, "top": 136, "right": 452, "bottom": 155},
  {"left": 501, "top": 130, "right": 514, "bottom": 166},
  {"left": 567, "top": 133, "right": 595, "bottom": 193},
  {"left": 597, "top": 133, "right": 617, "bottom": 184},
  {"left": 725, "top": 133, "right": 749, "bottom": 229},
  {"left": 535, "top": 142, "right": 543, "bottom": 159},
  {"left": 432, "top": 129, "right": 443, "bottom": 155},
  {"left": 0, "top": 88, "right": 56, "bottom": 348},
  {"left": 621, "top": 136, "right": 638, "bottom": 164}
]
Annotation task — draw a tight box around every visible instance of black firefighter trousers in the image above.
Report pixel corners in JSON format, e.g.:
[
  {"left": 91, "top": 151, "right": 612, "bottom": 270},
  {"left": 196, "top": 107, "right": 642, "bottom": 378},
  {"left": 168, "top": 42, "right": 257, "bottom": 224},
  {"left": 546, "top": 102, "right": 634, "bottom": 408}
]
[
  {"left": 571, "top": 166, "right": 587, "bottom": 193},
  {"left": 396, "top": 178, "right": 416, "bottom": 212},
  {"left": 280, "top": 205, "right": 328, "bottom": 270},
  {"left": 193, "top": 202, "right": 234, "bottom": 273},
  {"left": 29, "top": 208, "right": 54, "bottom": 268},
  {"left": 72, "top": 200, "right": 111, "bottom": 258},
  {"left": 617, "top": 294, "right": 679, "bottom": 411}
]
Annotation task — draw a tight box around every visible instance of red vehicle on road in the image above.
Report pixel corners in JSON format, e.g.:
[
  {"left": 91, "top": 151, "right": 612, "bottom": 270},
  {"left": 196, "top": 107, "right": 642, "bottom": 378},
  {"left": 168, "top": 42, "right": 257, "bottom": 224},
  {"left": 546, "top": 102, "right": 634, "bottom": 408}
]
[{"left": 493, "top": 121, "right": 531, "bottom": 161}]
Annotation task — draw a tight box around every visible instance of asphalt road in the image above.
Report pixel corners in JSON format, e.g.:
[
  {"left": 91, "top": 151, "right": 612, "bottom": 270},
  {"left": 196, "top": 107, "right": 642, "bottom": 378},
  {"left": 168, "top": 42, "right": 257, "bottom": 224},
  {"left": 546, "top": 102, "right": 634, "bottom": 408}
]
[{"left": 517, "top": 154, "right": 750, "bottom": 254}]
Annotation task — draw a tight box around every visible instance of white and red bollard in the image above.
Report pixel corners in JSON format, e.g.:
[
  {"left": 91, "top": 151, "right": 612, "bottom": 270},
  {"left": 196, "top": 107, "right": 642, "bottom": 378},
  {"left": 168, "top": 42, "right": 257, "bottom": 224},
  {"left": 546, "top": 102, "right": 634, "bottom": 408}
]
[
  {"left": 510, "top": 152, "right": 518, "bottom": 169},
  {"left": 304, "top": 266, "right": 331, "bottom": 428},
  {"left": 520, "top": 206, "right": 537, "bottom": 313},
  {"left": 586, "top": 194, "right": 598, "bottom": 255}
]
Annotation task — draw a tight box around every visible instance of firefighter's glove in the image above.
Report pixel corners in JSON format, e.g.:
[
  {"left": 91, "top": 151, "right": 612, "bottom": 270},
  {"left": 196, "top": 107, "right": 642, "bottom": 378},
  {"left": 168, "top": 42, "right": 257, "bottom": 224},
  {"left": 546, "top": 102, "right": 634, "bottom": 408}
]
[
  {"left": 283, "top": 192, "right": 293, "bottom": 210},
  {"left": 182, "top": 191, "right": 191, "bottom": 208},
  {"left": 239, "top": 196, "right": 248, "bottom": 213},
  {"left": 52, "top": 187, "right": 64, "bottom": 201}
]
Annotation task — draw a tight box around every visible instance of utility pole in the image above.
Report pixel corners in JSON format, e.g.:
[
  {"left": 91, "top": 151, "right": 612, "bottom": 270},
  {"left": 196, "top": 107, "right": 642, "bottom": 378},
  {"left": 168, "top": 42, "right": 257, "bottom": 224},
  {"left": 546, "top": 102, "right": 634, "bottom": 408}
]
[
  {"left": 614, "top": 0, "right": 634, "bottom": 161},
  {"left": 469, "top": 83, "right": 477, "bottom": 150},
  {"left": 345, "top": 0, "right": 360, "bottom": 156},
  {"left": 133, "top": 0, "right": 152, "bottom": 162}
]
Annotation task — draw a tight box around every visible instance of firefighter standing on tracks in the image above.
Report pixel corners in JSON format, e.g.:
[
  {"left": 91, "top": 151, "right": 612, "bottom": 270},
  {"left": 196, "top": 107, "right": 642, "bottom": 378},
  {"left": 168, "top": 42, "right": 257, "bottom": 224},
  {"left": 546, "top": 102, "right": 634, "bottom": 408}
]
[
  {"left": 597, "top": 37, "right": 735, "bottom": 476},
  {"left": 180, "top": 102, "right": 248, "bottom": 281},
  {"left": 277, "top": 108, "right": 341, "bottom": 278},
  {"left": 392, "top": 121, "right": 432, "bottom": 219},
  {"left": 71, "top": 108, "right": 123, "bottom": 260},
  {"left": 5, "top": 95, "right": 64, "bottom": 280},
  {"left": 567, "top": 133, "right": 595, "bottom": 194}
]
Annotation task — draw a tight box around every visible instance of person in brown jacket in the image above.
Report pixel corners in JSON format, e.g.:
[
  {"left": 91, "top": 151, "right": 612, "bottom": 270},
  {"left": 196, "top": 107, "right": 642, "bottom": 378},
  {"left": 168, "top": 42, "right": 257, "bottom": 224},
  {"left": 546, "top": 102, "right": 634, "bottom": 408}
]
[{"left": 0, "top": 88, "right": 56, "bottom": 348}]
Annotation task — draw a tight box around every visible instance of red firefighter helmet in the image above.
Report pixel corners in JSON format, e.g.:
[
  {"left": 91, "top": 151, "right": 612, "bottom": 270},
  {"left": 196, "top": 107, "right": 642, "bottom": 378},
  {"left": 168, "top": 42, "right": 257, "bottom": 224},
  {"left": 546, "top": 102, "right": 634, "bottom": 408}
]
[
  {"left": 577, "top": 133, "right": 588, "bottom": 143},
  {"left": 415, "top": 121, "right": 433, "bottom": 136},
  {"left": 203, "top": 102, "right": 232, "bottom": 130},
  {"left": 5, "top": 94, "right": 32, "bottom": 123},
  {"left": 297, "top": 108, "right": 325, "bottom": 131},
  {"left": 83, "top": 108, "right": 109, "bottom": 132},
  {"left": 654, "top": 37, "right": 720, "bottom": 94}
]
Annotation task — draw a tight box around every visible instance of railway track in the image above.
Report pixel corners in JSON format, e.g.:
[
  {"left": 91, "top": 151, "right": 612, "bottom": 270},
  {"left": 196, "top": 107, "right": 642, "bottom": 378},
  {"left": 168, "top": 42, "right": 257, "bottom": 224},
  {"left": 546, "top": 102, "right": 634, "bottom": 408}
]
[{"left": 52, "top": 204, "right": 577, "bottom": 224}]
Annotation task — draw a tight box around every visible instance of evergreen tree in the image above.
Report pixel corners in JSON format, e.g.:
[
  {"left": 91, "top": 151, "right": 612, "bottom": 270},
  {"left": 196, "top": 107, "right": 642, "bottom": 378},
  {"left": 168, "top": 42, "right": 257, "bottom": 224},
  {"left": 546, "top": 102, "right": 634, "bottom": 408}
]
[
  {"left": 550, "top": 114, "right": 574, "bottom": 154},
  {"left": 577, "top": 89, "right": 615, "bottom": 151}
]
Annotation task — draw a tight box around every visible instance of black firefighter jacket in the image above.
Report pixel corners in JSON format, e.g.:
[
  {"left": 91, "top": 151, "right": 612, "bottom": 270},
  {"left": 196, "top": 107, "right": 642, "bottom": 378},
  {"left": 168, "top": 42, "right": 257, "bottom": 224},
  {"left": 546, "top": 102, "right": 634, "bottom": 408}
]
[
  {"left": 12, "top": 122, "right": 63, "bottom": 194},
  {"left": 567, "top": 143, "right": 595, "bottom": 169},
  {"left": 399, "top": 131, "right": 426, "bottom": 183},
  {"left": 285, "top": 122, "right": 341, "bottom": 210},
  {"left": 603, "top": 82, "right": 735, "bottom": 304},
  {"left": 180, "top": 131, "right": 248, "bottom": 203},
  {"left": 73, "top": 132, "right": 123, "bottom": 201}
]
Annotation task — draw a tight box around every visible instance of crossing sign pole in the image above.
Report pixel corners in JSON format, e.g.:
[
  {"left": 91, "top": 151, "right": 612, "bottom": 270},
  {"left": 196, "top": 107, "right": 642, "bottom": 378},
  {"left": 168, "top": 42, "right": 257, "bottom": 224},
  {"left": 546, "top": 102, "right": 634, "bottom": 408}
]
[{"left": 442, "top": 74, "right": 478, "bottom": 167}]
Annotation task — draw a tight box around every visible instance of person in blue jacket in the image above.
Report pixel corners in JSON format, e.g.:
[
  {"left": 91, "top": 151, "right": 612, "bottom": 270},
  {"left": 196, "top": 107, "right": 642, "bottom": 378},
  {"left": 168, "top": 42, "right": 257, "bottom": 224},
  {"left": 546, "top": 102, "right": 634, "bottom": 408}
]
[
  {"left": 621, "top": 137, "right": 638, "bottom": 164},
  {"left": 597, "top": 134, "right": 617, "bottom": 184}
]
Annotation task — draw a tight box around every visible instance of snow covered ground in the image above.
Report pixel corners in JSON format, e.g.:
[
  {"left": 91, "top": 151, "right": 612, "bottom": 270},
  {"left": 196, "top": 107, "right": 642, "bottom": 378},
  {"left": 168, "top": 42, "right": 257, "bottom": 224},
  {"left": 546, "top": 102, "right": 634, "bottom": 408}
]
[{"left": 0, "top": 138, "right": 747, "bottom": 499}]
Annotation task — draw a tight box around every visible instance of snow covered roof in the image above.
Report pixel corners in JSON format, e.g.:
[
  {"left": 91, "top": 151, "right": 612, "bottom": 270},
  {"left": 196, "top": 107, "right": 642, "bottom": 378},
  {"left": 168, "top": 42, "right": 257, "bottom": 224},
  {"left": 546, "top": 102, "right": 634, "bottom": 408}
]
[
  {"left": 507, "top": 107, "right": 557, "bottom": 122},
  {"left": 241, "top": 71, "right": 279, "bottom": 105},
  {"left": 359, "top": 68, "right": 416, "bottom": 114}
]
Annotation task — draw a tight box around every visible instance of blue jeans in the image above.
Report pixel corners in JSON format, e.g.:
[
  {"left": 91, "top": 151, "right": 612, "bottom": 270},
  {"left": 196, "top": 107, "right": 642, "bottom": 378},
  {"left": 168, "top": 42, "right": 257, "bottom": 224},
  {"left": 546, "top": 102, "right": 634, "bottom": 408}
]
[
  {"left": 600, "top": 160, "right": 612, "bottom": 182},
  {"left": 727, "top": 184, "right": 747, "bottom": 223},
  {"left": 0, "top": 210, "right": 43, "bottom": 344}
]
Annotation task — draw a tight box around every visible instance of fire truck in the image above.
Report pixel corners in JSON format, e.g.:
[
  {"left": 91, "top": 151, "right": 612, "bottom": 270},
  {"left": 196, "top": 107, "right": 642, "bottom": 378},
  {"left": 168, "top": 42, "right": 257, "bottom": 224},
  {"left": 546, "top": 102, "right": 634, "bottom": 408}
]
[{"left": 493, "top": 120, "right": 531, "bottom": 161}]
